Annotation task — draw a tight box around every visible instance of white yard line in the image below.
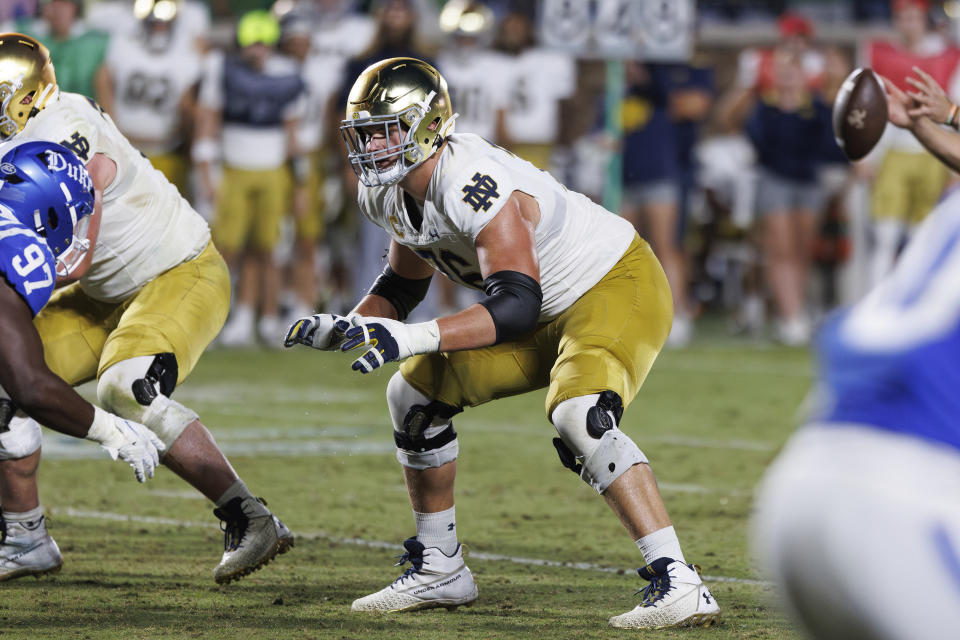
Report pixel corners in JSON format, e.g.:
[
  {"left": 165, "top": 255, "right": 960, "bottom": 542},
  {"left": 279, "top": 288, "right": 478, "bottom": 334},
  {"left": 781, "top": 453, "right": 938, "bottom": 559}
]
[{"left": 51, "top": 507, "right": 770, "bottom": 587}]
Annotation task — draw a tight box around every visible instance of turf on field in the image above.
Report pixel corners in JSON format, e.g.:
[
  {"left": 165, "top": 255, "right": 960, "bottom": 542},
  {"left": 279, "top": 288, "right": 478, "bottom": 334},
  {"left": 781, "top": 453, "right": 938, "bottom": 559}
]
[{"left": 3, "top": 340, "right": 811, "bottom": 639}]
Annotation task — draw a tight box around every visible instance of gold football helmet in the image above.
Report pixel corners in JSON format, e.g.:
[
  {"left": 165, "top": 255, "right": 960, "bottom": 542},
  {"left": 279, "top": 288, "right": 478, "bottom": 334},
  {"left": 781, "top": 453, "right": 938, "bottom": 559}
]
[
  {"left": 0, "top": 33, "right": 57, "bottom": 141},
  {"left": 341, "top": 57, "right": 457, "bottom": 187}
]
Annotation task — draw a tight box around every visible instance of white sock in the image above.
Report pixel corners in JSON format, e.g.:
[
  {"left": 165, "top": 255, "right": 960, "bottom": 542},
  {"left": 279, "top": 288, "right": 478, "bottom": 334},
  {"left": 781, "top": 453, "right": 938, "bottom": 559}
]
[
  {"left": 414, "top": 506, "right": 458, "bottom": 556},
  {"left": 635, "top": 525, "right": 686, "bottom": 565},
  {"left": 3, "top": 506, "right": 46, "bottom": 536},
  {"left": 215, "top": 479, "right": 253, "bottom": 508}
]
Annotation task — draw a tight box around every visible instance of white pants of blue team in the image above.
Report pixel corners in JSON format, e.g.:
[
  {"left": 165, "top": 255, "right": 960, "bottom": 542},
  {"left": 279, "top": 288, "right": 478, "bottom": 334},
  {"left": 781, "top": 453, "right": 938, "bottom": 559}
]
[{"left": 753, "top": 424, "right": 960, "bottom": 640}]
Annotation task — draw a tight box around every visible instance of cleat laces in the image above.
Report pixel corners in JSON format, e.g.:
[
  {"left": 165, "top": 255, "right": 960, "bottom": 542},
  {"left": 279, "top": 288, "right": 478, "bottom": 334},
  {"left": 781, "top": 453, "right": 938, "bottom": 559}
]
[
  {"left": 213, "top": 497, "right": 250, "bottom": 552},
  {"left": 391, "top": 537, "right": 425, "bottom": 585}
]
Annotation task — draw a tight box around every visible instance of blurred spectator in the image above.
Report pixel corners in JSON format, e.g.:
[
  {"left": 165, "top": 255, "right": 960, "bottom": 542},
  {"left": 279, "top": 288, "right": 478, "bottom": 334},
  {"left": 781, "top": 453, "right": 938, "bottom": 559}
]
[
  {"left": 308, "top": 0, "right": 376, "bottom": 60},
  {"left": 279, "top": 10, "right": 345, "bottom": 322},
  {"left": 336, "top": 0, "right": 434, "bottom": 305},
  {"left": 436, "top": 1, "right": 510, "bottom": 143},
  {"left": 0, "top": 1, "right": 37, "bottom": 22},
  {"left": 860, "top": 0, "right": 960, "bottom": 286},
  {"left": 745, "top": 51, "right": 833, "bottom": 346},
  {"left": 616, "top": 61, "right": 695, "bottom": 347},
  {"left": 14, "top": 0, "right": 109, "bottom": 100},
  {"left": 716, "top": 12, "right": 824, "bottom": 132},
  {"left": 86, "top": 0, "right": 210, "bottom": 52},
  {"left": 494, "top": 10, "right": 575, "bottom": 171},
  {"left": 98, "top": 0, "right": 203, "bottom": 196},
  {"left": 195, "top": 9, "right": 306, "bottom": 346}
]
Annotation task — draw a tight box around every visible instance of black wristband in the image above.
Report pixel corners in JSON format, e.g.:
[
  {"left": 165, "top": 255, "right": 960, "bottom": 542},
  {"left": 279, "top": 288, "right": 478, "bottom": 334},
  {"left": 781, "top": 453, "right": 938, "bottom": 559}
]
[
  {"left": 478, "top": 270, "right": 542, "bottom": 344},
  {"left": 368, "top": 265, "right": 432, "bottom": 321}
]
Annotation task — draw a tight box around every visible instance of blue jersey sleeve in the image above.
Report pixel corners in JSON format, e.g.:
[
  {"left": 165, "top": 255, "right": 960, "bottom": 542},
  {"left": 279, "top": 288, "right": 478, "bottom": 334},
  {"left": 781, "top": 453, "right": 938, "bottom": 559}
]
[{"left": 0, "top": 223, "right": 57, "bottom": 317}]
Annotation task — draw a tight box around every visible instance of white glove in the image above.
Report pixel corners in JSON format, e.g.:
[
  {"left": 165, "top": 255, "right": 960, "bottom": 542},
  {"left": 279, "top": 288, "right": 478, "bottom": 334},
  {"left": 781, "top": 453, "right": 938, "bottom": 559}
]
[
  {"left": 86, "top": 407, "right": 164, "bottom": 483},
  {"left": 340, "top": 316, "right": 441, "bottom": 373},
  {"left": 283, "top": 313, "right": 355, "bottom": 350}
]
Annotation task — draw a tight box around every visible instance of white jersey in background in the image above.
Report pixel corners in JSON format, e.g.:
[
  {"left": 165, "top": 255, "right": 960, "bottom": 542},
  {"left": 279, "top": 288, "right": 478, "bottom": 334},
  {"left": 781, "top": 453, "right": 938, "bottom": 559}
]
[
  {"left": 85, "top": 0, "right": 211, "bottom": 50},
  {"left": 311, "top": 13, "right": 375, "bottom": 60},
  {"left": 20, "top": 92, "right": 210, "bottom": 302},
  {"left": 105, "top": 34, "right": 202, "bottom": 155},
  {"left": 358, "top": 133, "right": 634, "bottom": 320},
  {"left": 501, "top": 49, "right": 575, "bottom": 144},
  {"left": 197, "top": 50, "right": 305, "bottom": 170},
  {"left": 436, "top": 50, "right": 511, "bottom": 142},
  {"left": 297, "top": 50, "right": 346, "bottom": 153}
]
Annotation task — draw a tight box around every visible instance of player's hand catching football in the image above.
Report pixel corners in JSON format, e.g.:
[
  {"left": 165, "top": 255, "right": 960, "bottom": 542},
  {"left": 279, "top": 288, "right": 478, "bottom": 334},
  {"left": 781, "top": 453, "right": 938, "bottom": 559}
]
[
  {"left": 882, "top": 76, "right": 917, "bottom": 129},
  {"left": 85, "top": 408, "right": 164, "bottom": 483},
  {"left": 905, "top": 66, "right": 954, "bottom": 124},
  {"left": 283, "top": 313, "right": 354, "bottom": 350},
  {"left": 340, "top": 316, "right": 441, "bottom": 373}
]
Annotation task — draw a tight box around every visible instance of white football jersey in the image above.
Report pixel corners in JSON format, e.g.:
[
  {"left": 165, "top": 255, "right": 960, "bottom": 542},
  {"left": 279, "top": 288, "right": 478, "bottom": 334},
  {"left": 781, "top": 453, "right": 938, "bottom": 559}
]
[
  {"left": 501, "top": 48, "right": 576, "bottom": 144},
  {"left": 357, "top": 133, "right": 634, "bottom": 321},
  {"left": 105, "top": 33, "right": 202, "bottom": 154},
  {"left": 298, "top": 50, "right": 347, "bottom": 152},
  {"left": 21, "top": 92, "right": 210, "bottom": 303},
  {"left": 437, "top": 49, "right": 511, "bottom": 142}
]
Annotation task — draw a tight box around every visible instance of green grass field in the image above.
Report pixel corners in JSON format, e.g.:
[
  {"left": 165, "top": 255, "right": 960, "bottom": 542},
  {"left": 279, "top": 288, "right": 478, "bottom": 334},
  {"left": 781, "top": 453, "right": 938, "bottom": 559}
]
[{"left": 2, "top": 339, "right": 813, "bottom": 639}]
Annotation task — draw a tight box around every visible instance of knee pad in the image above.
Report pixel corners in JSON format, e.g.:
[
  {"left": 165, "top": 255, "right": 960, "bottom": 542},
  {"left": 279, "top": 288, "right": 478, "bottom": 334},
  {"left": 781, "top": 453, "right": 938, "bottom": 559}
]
[
  {"left": 550, "top": 391, "right": 648, "bottom": 494},
  {"left": 0, "top": 415, "right": 42, "bottom": 460},
  {"left": 386, "top": 372, "right": 461, "bottom": 470},
  {"left": 97, "top": 354, "right": 198, "bottom": 449}
]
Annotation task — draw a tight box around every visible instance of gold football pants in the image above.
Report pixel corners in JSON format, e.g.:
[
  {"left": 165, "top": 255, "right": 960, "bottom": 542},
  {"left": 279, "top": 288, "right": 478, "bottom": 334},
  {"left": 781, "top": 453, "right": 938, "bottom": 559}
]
[
  {"left": 35, "top": 241, "right": 231, "bottom": 386},
  {"left": 401, "top": 234, "right": 673, "bottom": 418}
]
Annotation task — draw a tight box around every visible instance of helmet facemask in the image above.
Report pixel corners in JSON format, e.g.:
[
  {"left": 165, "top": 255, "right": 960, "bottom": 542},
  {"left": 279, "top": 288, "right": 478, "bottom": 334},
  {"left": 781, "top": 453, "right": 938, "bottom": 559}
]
[
  {"left": 0, "top": 76, "right": 25, "bottom": 141},
  {"left": 341, "top": 90, "right": 452, "bottom": 187}
]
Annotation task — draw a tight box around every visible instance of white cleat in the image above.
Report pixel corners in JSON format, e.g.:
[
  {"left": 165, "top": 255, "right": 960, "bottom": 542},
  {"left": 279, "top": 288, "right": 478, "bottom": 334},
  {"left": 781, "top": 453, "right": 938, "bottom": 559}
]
[
  {"left": 608, "top": 558, "right": 720, "bottom": 629},
  {"left": 219, "top": 306, "right": 255, "bottom": 347},
  {"left": 212, "top": 497, "right": 294, "bottom": 584},
  {"left": 0, "top": 516, "right": 63, "bottom": 582},
  {"left": 351, "top": 537, "right": 478, "bottom": 612}
]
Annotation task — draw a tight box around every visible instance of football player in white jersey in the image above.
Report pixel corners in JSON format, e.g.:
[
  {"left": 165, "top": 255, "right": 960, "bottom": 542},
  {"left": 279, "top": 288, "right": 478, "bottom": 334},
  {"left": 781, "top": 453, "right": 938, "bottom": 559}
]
[
  {"left": 99, "top": 0, "right": 202, "bottom": 195},
  {"left": 0, "top": 33, "right": 293, "bottom": 584},
  {"left": 285, "top": 57, "right": 719, "bottom": 629}
]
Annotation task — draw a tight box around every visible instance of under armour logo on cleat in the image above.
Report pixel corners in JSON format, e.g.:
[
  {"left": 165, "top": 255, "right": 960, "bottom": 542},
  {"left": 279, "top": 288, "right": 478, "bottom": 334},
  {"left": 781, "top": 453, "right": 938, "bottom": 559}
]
[
  {"left": 447, "top": 523, "right": 455, "bottom": 531},
  {"left": 703, "top": 592, "right": 712, "bottom": 605}
]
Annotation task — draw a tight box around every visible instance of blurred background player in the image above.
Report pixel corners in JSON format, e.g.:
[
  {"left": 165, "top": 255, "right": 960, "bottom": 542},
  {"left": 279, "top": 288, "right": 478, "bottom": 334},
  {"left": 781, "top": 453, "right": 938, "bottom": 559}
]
[
  {"left": 279, "top": 9, "right": 343, "bottom": 324},
  {"left": 754, "top": 66, "right": 960, "bottom": 638},
  {"left": 744, "top": 51, "right": 833, "bottom": 346},
  {"left": 194, "top": 10, "right": 306, "bottom": 346},
  {"left": 0, "top": 139, "right": 164, "bottom": 580},
  {"left": 494, "top": 9, "right": 575, "bottom": 172},
  {"left": 98, "top": 0, "right": 202, "bottom": 196},
  {"left": 12, "top": 0, "right": 108, "bottom": 101},
  {"left": 85, "top": 0, "right": 210, "bottom": 53},
  {"left": 859, "top": 0, "right": 960, "bottom": 286},
  {"left": 0, "top": 32, "right": 293, "bottom": 583}
]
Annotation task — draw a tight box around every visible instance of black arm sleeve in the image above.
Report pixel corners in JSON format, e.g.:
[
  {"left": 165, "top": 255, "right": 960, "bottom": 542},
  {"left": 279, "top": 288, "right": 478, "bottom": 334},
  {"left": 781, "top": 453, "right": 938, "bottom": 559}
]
[
  {"left": 367, "top": 265, "right": 433, "bottom": 321},
  {"left": 478, "top": 270, "right": 542, "bottom": 344}
]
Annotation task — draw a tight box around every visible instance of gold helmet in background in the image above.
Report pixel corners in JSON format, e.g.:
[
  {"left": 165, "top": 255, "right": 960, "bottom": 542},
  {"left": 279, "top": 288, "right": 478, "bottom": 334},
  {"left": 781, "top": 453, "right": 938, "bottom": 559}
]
[
  {"left": 0, "top": 33, "right": 57, "bottom": 141},
  {"left": 341, "top": 57, "right": 457, "bottom": 187}
]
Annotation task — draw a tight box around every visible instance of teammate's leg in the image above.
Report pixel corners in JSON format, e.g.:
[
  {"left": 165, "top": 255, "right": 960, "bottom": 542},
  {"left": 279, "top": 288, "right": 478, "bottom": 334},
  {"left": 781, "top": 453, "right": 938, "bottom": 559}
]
[{"left": 96, "top": 242, "right": 293, "bottom": 583}]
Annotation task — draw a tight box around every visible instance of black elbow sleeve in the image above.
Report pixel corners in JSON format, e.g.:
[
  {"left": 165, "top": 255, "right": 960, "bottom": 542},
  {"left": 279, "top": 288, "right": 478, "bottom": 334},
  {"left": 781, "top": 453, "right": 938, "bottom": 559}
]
[
  {"left": 368, "top": 265, "right": 433, "bottom": 321},
  {"left": 478, "top": 270, "right": 542, "bottom": 344}
]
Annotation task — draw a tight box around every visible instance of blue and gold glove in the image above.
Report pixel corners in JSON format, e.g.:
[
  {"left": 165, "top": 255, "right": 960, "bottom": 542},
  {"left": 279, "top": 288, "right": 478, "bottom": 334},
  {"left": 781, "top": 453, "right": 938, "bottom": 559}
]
[
  {"left": 283, "top": 313, "right": 354, "bottom": 350},
  {"left": 341, "top": 317, "right": 441, "bottom": 373}
]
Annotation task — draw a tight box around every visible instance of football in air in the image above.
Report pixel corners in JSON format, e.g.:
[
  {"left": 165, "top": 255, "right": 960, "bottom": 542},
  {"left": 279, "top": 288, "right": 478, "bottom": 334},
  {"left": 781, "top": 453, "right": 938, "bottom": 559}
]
[{"left": 832, "top": 67, "right": 888, "bottom": 161}]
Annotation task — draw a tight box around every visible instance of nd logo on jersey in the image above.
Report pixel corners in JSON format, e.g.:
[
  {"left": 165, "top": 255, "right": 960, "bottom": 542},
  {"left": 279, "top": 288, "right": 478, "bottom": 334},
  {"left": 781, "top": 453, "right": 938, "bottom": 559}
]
[
  {"left": 60, "top": 132, "right": 91, "bottom": 161},
  {"left": 461, "top": 172, "right": 499, "bottom": 212}
]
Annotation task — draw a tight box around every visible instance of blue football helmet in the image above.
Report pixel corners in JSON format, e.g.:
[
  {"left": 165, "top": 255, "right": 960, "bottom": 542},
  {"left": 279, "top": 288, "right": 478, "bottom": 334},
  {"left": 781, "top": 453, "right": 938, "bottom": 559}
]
[{"left": 0, "top": 139, "right": 95, "bottom": 276}]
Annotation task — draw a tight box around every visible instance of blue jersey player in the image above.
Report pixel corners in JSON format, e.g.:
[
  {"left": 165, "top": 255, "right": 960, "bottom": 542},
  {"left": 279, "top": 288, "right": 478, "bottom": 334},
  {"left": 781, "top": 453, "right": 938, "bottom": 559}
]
[
  {"left": 0, "top": 140, "right": 163, "bottom": 580},
  {"left": 754, "top": 70, "right": 960, "bottom": 640}
]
